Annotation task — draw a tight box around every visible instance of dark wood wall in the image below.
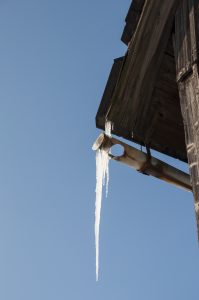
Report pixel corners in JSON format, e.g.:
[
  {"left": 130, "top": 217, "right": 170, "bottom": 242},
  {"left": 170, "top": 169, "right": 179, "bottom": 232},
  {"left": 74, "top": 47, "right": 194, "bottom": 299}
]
[{"left": 174, "top": 0, "right": 199, "bottom": 238}]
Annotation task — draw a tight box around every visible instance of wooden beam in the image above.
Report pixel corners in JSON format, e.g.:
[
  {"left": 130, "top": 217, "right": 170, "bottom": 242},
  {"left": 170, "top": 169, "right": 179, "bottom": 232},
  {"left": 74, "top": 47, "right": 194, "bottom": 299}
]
[
  {"left": 107, "top": 0, "right": 181, "bottom": 135},
  {"left": 173, "top": 0, "right": 199, "bottom": 239}
]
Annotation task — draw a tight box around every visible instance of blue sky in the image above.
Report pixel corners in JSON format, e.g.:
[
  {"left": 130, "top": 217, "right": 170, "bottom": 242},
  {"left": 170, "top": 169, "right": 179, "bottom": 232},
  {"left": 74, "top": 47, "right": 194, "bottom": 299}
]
[{"left": 0, "top": 0, "right": 198, "bottom": 299}]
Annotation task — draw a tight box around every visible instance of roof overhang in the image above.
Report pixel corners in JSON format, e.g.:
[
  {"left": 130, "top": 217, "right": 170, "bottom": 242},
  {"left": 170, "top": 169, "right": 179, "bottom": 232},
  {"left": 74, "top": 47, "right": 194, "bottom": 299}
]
[{"left": 96, "top": 0, "right": 186, "bottom": 162}]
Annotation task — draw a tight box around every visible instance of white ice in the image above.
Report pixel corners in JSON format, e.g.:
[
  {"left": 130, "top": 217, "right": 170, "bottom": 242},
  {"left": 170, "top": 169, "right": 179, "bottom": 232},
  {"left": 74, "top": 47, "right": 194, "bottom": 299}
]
[{"left": 95, "top": 121, "right": 112, "bottom": 281}]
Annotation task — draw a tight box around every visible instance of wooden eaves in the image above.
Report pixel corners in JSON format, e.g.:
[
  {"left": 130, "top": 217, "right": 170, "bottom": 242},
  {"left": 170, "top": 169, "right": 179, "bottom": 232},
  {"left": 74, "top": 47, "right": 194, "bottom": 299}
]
[
  {"left": 95, "top": 0, "right": 199, "bottom": 238},
  {"left": 96, "top": 0, "right": 186, "bottom": 162}
]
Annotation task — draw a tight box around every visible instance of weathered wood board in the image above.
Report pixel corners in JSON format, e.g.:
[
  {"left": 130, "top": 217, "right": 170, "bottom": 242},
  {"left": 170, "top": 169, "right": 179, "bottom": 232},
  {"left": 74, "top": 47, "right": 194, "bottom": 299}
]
[
  {"left": 96, "top": 0, "right": 186, "bottom": 162},
  {"left": 95, "top": 0, "right": 199, "bottom": 239},
  {"left": 107, "top": 0, "right": 181, "bottom": 128},
  {"left": 174, "top": 0, "right": 199, "bottom": 238},
  {"left": 121, "top": 0, "right": 145, "bottom": 45}
]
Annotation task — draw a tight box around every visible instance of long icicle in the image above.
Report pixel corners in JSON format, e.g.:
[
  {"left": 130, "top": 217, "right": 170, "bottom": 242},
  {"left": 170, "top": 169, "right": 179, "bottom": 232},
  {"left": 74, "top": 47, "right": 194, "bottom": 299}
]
[{"left": 95, "top": 121, "right": 112, "bottom": 281}]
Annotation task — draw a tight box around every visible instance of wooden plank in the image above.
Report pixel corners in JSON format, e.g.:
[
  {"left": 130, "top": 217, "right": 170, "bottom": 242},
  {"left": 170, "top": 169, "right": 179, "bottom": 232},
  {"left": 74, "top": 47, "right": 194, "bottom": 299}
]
[
  {"left": 174, "top": 0, "right": 199, "bottom": 239},
  {"left": 96, "top": 57, "right": 124, "bottom": 128},
  {"left": 140, "top": 50, "right": 185, "bottom": 151},
  {"left": 107, "top": 0, "right": 181, "bottom": 138},
  {"left": 96, "top": 38, "right": 187, "bottom": 162},
  {"left": 96, "top": 0, "right": 188, "bottom": 162},
  {"left": 121, "top": 0, "right": 145, "bottom": 45}
]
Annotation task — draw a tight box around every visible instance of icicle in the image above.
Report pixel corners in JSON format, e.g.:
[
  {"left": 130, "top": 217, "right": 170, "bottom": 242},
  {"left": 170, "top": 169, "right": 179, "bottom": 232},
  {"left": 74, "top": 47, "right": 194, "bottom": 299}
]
[
  {"left": 105, "top": 121, "right": 112, "bottom": 198},
  {"left": 95, "top": 149, "right": 103, "bottom": 282},
  {"left": 105, "top": 120, "right": 112, "bottom": 137},
  {"left": 95, "top": 120, "right": 112, "bottom": 281}
]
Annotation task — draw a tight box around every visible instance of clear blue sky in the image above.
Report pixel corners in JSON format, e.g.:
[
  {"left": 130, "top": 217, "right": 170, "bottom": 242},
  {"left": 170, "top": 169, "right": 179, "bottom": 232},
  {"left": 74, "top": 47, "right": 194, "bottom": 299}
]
[{"left": 0, "top": 0, "right": 198, "bottom": 299}]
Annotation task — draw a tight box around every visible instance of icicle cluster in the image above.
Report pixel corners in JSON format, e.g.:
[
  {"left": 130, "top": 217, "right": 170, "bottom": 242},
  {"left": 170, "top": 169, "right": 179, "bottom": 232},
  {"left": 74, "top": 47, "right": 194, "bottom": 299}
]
[{"left": 95, "top": 121, "right": 112, "bottom": 281}]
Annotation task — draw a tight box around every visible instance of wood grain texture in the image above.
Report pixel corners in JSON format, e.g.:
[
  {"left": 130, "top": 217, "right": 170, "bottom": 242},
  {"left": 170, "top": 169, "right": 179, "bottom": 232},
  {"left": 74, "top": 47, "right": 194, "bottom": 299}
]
[
  {"left": 174, "top": 0, "right": 199, "bottom": 238},
  {"left": 96, "top": 0, "right": 187, "bottom": 162},
  {"left": 121, "top": 0, "right": 145, "bottom": 45},
  {"left": 96, "top": 57, "right": 124, "bottom": 128},
  {"left": 108, "top": 0, "right": 181, "bottom": 130}
]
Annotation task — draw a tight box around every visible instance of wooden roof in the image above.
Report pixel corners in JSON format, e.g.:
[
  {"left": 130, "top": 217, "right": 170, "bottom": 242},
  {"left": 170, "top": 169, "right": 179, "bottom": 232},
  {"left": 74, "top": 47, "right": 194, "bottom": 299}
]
[
  {"left": 96, "top": 0, "right": 187, "bottom": 162},
  {"left": 121, "top": 0, "right": 145, "bottom": 45}
]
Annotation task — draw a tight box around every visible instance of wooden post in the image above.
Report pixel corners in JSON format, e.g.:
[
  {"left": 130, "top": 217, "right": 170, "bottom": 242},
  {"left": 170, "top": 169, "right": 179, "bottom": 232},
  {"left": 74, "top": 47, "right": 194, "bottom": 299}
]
[{"left": 174, "top": 0, "right": 199, "bottom": 238}]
